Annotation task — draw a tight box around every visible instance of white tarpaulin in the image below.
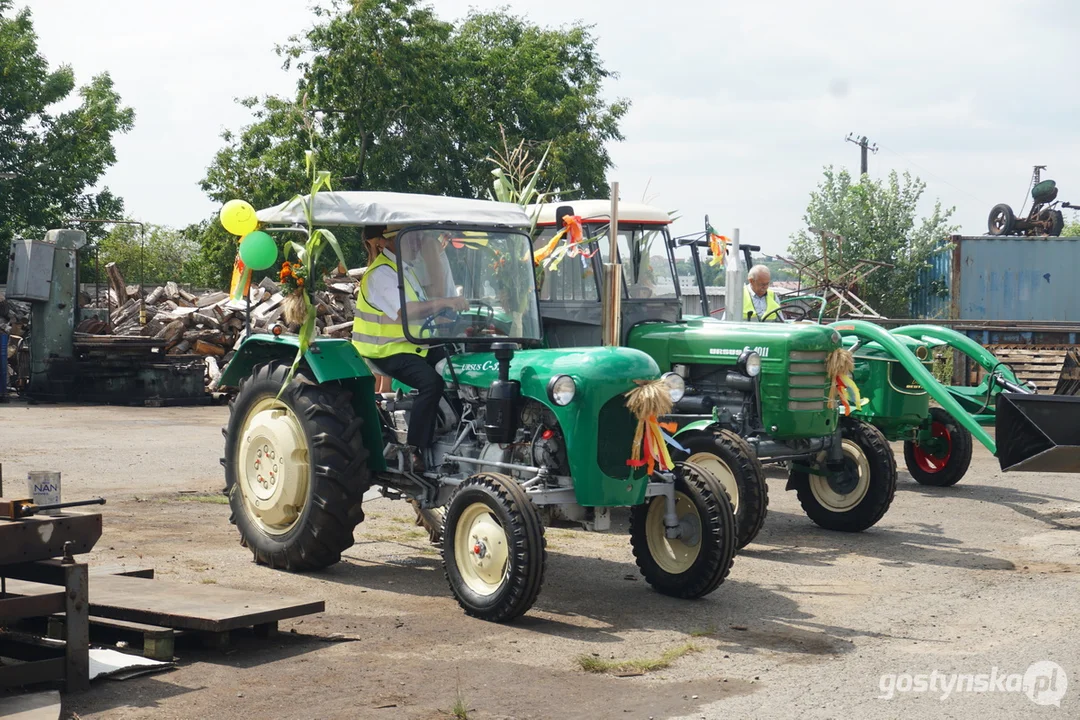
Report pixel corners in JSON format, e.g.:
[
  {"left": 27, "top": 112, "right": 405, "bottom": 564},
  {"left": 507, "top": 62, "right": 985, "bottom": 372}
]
[
  {"left": 257, "top": 191, "right": 531, "bottom": 228},
  {"left": 89, "top": 648, "right": 175, "bottom": 681}
]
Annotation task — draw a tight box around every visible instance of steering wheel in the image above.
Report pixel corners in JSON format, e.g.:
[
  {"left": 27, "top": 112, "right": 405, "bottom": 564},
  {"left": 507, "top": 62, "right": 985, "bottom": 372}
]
[{"left": 419, "top": 306, "right": 460, "bottom": 339}]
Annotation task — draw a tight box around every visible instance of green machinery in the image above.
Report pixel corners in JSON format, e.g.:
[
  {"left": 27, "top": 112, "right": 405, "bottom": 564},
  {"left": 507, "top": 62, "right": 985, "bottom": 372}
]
[
  {"left": 528, "top": 201, "right": 899, "bottom": 549},
  {"left": 730, "top": 247, "right": 1077, "bottom": 481},
  {"left": 217, "top": 191, "right": 744, "bottom": 623}
]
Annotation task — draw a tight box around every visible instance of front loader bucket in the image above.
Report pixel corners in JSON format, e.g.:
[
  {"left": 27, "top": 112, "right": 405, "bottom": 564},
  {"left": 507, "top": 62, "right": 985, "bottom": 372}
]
[{"left": 996, "top": 393, "right": 1080, "bottom": 473}]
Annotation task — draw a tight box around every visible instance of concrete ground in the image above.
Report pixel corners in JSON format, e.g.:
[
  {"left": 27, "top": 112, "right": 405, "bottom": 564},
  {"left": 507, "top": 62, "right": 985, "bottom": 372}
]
[{"left": 1, "top": 401, "right": 1078, "bottom": 719}]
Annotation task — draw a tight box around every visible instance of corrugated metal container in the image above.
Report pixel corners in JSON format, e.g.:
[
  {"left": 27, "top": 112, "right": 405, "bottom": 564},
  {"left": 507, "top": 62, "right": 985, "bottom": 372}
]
[
  {"left": 910, "top": 244, "right": 953, "bottom": 319},
  {"left": 953, "top": 235, "right": 1080, "bottom": 322}
]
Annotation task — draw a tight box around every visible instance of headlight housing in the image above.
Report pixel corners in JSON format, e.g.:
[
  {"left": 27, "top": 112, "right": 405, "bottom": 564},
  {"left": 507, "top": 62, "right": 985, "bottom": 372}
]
[
  {"left": 660, "top": 372, "right": 686, "bottom": 402},
  {"left": 547, "top": 375, "right": 576, "bottom": 406},
  {"left": 738, "top": 349, "right": 762, "bottom": 378}
]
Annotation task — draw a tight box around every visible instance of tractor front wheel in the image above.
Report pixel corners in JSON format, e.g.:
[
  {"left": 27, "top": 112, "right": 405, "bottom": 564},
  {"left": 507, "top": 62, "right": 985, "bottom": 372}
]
[
  {"left": 678, "top": 430, "right": 768, "bottom": 548},
  {"left": 988, "top": 203, "right": 1015, "bottom": 236},
  {"left": 224, "top": 361, "right": 370, "bottom": 571},
  {"left": 903, "top": 407, "right": 973, "bottom": 487},
  {"left": 630, "top": 461, "right": 737, "bottom": 599},
  {"left": 790, "top": 417, "right": 897, "bottom": 532},
  {"left": 443, "top": 473, "right": 546, "bottom": 622}
]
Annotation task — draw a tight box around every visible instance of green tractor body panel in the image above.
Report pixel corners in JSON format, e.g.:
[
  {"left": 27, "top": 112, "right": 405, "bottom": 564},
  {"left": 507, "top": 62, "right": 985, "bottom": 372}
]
[
  {"left": 628, "top": 318, "right": 841, "bottom": 440},
  {"left": 443, "top": 346, "right": 661, "bottom": 507},
  {"left": 217, "top": 334, "right": 387, "bottom": 471},
  {"left": 845, "top": 335, "right": 933, "bottom": 439},
  {"left": 830, "top": 320, "right": 997, "bottom": 454}
]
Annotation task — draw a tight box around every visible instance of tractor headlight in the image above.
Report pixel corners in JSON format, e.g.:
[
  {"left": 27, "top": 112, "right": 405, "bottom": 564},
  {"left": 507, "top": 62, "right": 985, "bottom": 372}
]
[
  {"left": 831, "top": 330, "right": 841, "bottom": 345},
  {"left": 547, "top": 375, "right": 576, "bottom": 406},
  {"left": 739, "top": 349, "right": 762, "bottom": 378},
  {"left": 661, "top": 372, "right": 686, "bottom": 402}
]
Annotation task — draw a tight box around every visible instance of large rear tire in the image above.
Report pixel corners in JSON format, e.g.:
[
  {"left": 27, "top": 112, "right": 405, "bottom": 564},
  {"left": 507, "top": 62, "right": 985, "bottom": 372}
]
[
  {"left": 630, "top": 461, "right": 737, "bottom": 599},
  {"left": 903, "top": 407, "right": 973, "bottom": 487},
  {"left": 223, "top": 361, "right": 370, "bottom": 571},
  {"left": 677, "top": 430, "right": 768, "bottom": 548},
  {"left": 443, "top": 473, "right": 546, "bottom": 622},
  {"left": 790, "top": 417, "right": 897, "bottom": 532}
]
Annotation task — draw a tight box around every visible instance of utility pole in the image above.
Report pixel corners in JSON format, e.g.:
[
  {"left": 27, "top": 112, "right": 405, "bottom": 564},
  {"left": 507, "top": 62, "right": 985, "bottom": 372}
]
[{"left": 845, "top": 133, "right": 878, "bottom": 176}]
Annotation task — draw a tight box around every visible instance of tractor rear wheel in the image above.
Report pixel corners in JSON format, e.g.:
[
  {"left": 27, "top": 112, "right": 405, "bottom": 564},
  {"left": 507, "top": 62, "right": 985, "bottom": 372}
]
[
  {"left": 678, "top": 430, "right": 768, "bottom": 548},
  {"left": 988, "top": 204, "right": 1015, "bottom": 236},
  {"left": 903, "top": 407, "right": 973, "bottom": 487},
  {"left": 443, "top": 473, "right": 546, "bottom": 622},
  {"left": 223, "top": 361, "right": 370, "bottom": 571},
  {"left": 790, "top": 417, "right": 897, "bottom": 532},
  {"left": 630, "top": 461, "right": 737, "bottom": 599}
]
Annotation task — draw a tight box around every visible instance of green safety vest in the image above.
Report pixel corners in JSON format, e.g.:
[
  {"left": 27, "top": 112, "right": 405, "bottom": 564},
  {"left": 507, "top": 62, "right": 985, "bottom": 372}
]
[
  {"left": 742, "top": 285, "right": 783, "bottom": 322},
  {"left": 352, "top": 252, "right": 428, "bottom": 359}
]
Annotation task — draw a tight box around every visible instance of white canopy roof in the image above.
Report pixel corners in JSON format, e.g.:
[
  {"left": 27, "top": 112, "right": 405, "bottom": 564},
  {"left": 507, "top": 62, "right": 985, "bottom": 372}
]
[
  {"left": 528, "top": 199, "right": 672, "bottom": 226},
  {"left": 257, "top": 191, "right": 532, "bottom": 228}
]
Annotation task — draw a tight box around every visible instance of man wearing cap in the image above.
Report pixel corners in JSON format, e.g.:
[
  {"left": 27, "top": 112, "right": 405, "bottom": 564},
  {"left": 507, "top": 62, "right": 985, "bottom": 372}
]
[{"left": 352, "top": 226, "right": 468, "bottom": 471}]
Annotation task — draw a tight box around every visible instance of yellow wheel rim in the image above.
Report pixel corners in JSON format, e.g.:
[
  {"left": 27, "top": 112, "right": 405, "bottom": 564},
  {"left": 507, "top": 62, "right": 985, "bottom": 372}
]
[
  {"left": 236, "top": 397, "right": 311, "bottom": 536},
  {"left": 644, "top": 491, "right": 702, "bottom": 575},
  {"left": 687, "top": 451, "right": 739, "bottom": 514},
  {"left": 809, "top": 439, "right": 870, "bottom": 512},
  {"left": 454, "top": 502, "right": 510, "bottom": 596}
]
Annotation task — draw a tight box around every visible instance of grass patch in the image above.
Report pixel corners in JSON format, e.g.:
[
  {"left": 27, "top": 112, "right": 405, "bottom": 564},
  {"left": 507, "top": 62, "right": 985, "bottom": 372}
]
[
  {"left": 577, "top": 642, "right": 701, "bottom": 675},
  {"left": 688, "top": 627, "right": 716, "bottom": 637},
  {"left": 200, "top": 578, "right": 217, "bottom": 584},
  {"left": 177, "top": 494, "right": 229, "bottom": 505},
  {"left": 450, "top": 695, "right": 469, "bottom": 720}
]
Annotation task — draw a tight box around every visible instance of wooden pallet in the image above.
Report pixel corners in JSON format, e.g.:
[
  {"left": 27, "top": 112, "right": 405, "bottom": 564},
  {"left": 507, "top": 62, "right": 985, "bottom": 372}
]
[
  {"left": 975, "top": 346, "right": 1070, "bottom": 389},
  {"left": 7, "top": 571, "right": 323, "bottom": 655}
]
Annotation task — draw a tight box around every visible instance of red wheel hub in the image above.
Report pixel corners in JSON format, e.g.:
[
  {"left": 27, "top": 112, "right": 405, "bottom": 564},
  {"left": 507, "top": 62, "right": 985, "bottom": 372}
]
[{"left": 913, "top": 421, "right": 952, "bottom": 473}]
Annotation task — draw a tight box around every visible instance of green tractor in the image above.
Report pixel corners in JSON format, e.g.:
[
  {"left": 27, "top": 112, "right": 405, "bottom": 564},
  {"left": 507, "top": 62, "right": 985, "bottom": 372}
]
[
  {"left": 527, "top": 201, "right": 898, "bottom": 549},
  {"left": 217, "top": 191, "right": 742, "bottom": 622}
]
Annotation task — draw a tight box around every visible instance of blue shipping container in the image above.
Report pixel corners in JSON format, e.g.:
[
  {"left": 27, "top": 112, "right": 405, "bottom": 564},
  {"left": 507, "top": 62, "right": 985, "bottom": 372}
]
[
  {"left": 910, "top": 244, "right": 953, "bottom": 319},
  {"left": 955, "top": 235, "right": 1080, "bottom": 322}
]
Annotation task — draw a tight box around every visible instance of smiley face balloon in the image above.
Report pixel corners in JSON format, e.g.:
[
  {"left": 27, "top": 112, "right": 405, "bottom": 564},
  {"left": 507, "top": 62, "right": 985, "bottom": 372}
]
[{"left": 220, "top": 199, "right": 259, "bottom": 237}]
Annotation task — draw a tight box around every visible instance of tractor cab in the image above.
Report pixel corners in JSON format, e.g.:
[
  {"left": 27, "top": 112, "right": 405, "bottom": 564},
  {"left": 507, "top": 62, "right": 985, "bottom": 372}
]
[{"left": 530, "top": 200, "right": 682, "bottom": 346}]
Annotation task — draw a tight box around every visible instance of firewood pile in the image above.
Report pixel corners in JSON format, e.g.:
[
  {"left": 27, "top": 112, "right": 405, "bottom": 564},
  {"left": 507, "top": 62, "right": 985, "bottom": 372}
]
[{"left": 1, "top": 261, "right": 362, "bottom": 392}]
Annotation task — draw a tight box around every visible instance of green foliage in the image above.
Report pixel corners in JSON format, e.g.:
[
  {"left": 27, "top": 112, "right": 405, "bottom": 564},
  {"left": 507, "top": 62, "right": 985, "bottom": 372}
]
[
  {"left": 79, "top": 223, "right": 223, "bottom": 287},
  {"left": 0, "top": 1, "right": 134, "bottom": 278},
  {"left": 787, "top": 167, "right": 959, "bottom": 318},
  {"left": 194, "top": 0, "right": 627, "bottom": 284},
  {"left": 1062, "top": 216, "right": 1080, "bottom": 237}
]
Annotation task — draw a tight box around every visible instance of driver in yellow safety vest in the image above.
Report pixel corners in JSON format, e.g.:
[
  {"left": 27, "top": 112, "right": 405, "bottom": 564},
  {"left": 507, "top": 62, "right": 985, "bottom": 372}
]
[
  {"left": 352, "top": 226, "right": 468, "bottom": 471},
  {"left": 743, "top": 264, "right": 783, "bottom": 321}
]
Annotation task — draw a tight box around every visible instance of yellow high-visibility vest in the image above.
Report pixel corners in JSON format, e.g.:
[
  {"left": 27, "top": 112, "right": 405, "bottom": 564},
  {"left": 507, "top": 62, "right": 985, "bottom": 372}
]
[
  {"left": 742, "top": 285, "right": 783, "bottom": 322},
  {"left": 352, "top": 253, "right": 428, "bottom": 358}
]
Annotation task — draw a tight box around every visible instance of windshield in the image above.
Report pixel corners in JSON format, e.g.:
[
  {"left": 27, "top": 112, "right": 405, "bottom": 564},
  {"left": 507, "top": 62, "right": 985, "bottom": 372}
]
[
  {"left": 593, "top": 224, "right": 679, "bottom": 299},
  {"left": 395, "top": 227, "right": 542, "bottom": 343}
]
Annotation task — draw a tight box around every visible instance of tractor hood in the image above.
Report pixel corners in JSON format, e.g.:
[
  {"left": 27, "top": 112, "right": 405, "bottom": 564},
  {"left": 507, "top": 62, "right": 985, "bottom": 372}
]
[
  {"left": 629, "top": 318, "right": 841, "bottom": 370},
  {"left": 441, "top": 346, "right": 659, "bottom": 393}
]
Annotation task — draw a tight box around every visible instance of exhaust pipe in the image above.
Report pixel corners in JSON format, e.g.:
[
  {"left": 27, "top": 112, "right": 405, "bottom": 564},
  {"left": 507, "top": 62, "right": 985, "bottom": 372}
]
[{"left": 996, "top": 393, "right": 1080, "bottom": 473}]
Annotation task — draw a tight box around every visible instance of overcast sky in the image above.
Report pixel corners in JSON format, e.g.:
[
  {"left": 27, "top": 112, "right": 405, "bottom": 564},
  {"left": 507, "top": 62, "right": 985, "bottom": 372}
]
[{"left": 27, "top": 0, "right": 1080, "bottom": 255}]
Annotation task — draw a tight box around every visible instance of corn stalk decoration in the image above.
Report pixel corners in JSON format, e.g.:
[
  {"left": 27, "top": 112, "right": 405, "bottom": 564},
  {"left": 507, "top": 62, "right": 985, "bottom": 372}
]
[{"left": 277, "top": 148, "right": 348, "bottom": 391}]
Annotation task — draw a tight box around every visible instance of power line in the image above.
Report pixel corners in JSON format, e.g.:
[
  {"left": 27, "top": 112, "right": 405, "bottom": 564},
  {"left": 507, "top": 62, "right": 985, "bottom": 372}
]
[{"left": 875, "top": 142, "right": 988, "bottom": 207}]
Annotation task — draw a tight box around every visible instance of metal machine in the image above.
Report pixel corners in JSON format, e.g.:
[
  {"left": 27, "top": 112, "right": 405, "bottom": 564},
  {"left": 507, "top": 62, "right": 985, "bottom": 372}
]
[{"left": 5, "top": 229, "right": 206, "bottom": 404}]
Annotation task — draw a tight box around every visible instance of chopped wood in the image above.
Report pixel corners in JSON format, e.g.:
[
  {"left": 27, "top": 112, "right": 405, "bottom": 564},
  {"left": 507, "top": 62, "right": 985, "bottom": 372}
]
[
  {"left": 164, "top": 281, "right": 180, "bottom": 299},
  {"left": 258, "top": 276, "right": 280, "bottom": 293},
  {"left": 194, "top": 340, "right": 226, "bottom": 356},
  {"left": 196, "top": 291, "right": 229, "bottom": 308},
  {"left": 105, "top": 262, "right": 127, "bottom": 308}
]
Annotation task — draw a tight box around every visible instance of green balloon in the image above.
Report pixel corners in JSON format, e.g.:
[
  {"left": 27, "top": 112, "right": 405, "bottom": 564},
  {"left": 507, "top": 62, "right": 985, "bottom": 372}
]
[{"left": 239, "top": 231, "right": 278, "bottom": 271}]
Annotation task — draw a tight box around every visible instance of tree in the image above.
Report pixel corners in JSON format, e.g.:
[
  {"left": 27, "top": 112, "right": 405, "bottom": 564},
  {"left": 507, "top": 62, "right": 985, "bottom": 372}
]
[
  {"left": 195, "top": 0, "right": 627, "bottom": 284},
  {"left": 787, "top": 167, "right": 958, "bottom": 318},
  {"left": 81, "top": 223, "right": 211, "bottom": 287},
  {"left": 1062, "top": 216, "right": 1080, "bottom": 237},
  {"left": 0, "top": 1, "right": 134, "bottom": 279}
]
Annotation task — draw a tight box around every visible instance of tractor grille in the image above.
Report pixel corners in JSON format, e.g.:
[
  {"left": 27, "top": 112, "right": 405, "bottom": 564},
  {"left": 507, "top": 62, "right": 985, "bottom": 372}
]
[
  {"left": 597, "top": 395, "right": 636, "bottom": 479},
  {"left": 787, "top": 350, "right": 829, "bottom": 411}
]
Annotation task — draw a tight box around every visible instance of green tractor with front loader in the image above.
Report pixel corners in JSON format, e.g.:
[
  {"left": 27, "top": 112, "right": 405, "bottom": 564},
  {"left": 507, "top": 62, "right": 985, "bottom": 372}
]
[
  {"left": 527, "top": 200, "right": 899, "bottom": 549},
  {"left": 217, "top": 191, "right": 743, "bottom": 622}
]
